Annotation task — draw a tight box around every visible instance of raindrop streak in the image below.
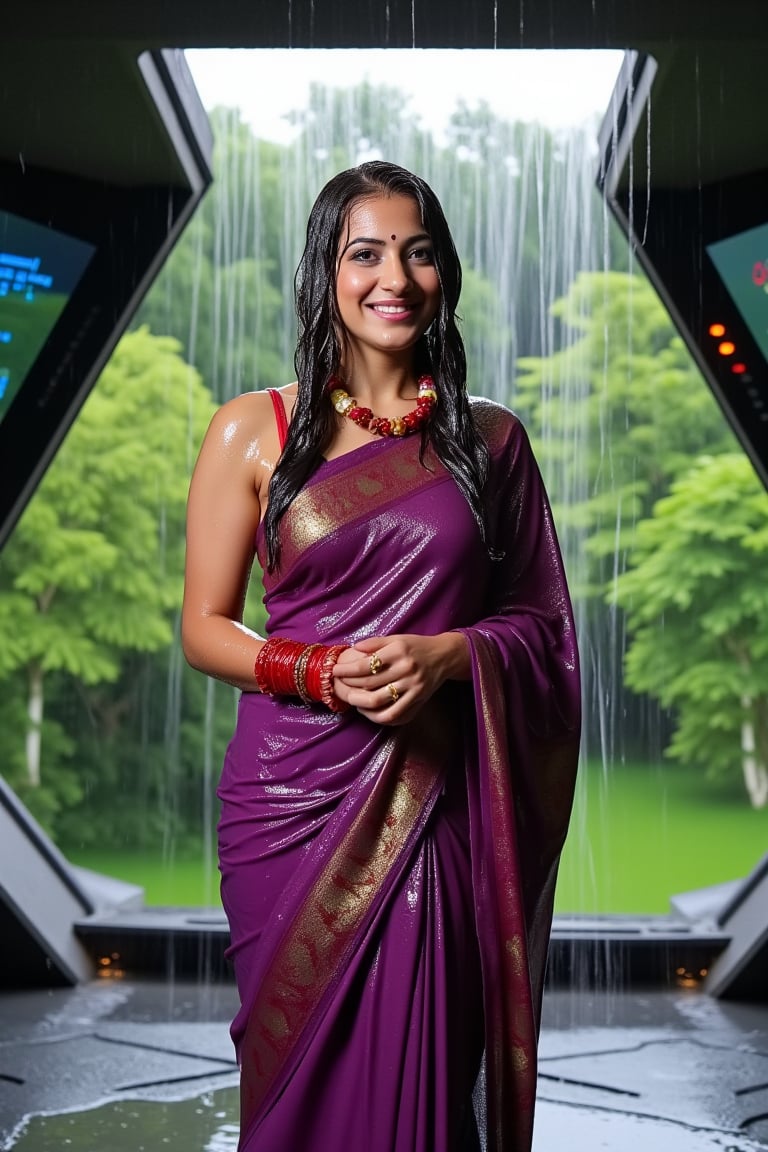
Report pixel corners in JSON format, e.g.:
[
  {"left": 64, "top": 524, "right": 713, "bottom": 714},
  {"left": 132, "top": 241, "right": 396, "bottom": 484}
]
[
  {"left": 641, "top": 89, "right": 652, "bottom": 248},
  {"left": 93, "top": 49, "right": 762, "bottom": 946},
  {"left": 178, "top": 66, "right": 620, "bottom": 923},
  {"left": 173, "top": 75, "right": 618, "bottom": 920}
]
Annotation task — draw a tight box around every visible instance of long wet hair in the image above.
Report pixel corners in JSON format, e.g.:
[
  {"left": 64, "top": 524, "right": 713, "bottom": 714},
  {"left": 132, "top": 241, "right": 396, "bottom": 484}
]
[{"left": 263, "top": 160, "right": 491, "bottom": 572}]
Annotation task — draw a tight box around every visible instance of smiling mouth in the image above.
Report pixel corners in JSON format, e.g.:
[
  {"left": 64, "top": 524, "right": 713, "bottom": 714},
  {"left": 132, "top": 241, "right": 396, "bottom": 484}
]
[{"left": 369, "top": 303, "right": 415, "bottom": 316}]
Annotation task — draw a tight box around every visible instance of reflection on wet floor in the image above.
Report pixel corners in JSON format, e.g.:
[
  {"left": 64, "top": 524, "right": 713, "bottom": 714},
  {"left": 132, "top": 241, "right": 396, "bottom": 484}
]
[
  {"left": 5, "top": 1090, "right": 239, "bottom": 1152},
  {"left": 1, "top": 982, "right": 768, "bottom": 1152},
  {"left": 5, "top": 1086, "right": 767, "bottom": 1152},
  {"left": 537, "top": 988, "right": 768, "bottom": 1151},
  {"left": 534, "top": 1103, "right": 767, "bottom": 1152}
]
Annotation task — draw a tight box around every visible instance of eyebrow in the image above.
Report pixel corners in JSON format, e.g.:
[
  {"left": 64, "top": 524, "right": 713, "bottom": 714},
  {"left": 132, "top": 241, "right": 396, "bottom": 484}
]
[{"left": 340, "top": 232, "right": 432, "bottom": 255}]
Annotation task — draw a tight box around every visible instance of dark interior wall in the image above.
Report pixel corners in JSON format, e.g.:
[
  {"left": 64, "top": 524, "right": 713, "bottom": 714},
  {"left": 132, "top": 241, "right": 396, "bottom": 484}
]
[{"left": 6, "top": 0, "right": 768, "bottom": 47}]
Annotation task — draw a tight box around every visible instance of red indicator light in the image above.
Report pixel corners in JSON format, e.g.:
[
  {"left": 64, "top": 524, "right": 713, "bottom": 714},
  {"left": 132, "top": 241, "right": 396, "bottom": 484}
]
[
  {"left": 754, "top": 262, "right": 768, "bottom": 287},
  {"left": 709, "top": 323, "right": 726, "bottom": 337},
  {"left": 718, "top": 341, "right": 736, "bottom": 356},
  {"left": 732, "top": 362, "right": 747, "bottom": 374}
]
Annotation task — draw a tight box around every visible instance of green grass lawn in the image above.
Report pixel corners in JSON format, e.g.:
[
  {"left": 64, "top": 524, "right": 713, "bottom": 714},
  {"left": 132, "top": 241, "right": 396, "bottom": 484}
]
[
  {"left": 69, "top": 846, "right": 223, "bottom": 907},
  {"left": 556, "top": 760, "right": 767, "bottom": 913},
  {"left": 68, "top": 761, "right": 766, "bottom": 914}
]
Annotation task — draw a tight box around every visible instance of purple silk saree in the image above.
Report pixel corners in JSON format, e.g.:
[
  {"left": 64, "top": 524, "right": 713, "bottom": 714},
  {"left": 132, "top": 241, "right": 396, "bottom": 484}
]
[{"left": 217, "top": 398, "right": 581, "bottom": 1152}]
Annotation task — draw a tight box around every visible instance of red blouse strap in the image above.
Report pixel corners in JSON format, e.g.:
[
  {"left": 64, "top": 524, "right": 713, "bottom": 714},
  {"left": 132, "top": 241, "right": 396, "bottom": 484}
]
[{"left": 266, "top": 388, "right": 289, "bottom": 452}]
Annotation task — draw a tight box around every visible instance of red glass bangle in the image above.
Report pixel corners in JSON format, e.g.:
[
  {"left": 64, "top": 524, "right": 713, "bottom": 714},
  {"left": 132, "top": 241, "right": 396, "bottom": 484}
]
[
  {"left": 254, "top": 637, "right": 349, "bottom": 713},
  {"left": 254, "top": 637, "right": 304, "bottom": 696},
  {"left": 319, "top": 644, "right": 349, "bottom": 713},
  {"left": 294, "top": 643, "right": 320, "bottom": 704},
  {"left": 254, "top": 637, "right": 280, "bottom": 695},
  {"left": 304, "top": 644, "right": 326, "bottom": 703}
]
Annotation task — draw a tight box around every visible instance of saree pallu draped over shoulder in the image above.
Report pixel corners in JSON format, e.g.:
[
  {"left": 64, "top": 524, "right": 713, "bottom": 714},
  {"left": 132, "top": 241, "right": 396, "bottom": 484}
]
[{"left": 217, "top": 399, "right": 580, "bottom": 1152}]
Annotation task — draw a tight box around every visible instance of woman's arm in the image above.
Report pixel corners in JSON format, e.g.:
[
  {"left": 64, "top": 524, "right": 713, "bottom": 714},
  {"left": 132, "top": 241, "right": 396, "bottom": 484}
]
[{"left": 181, "top": 392, "right": 276, "bottom": 691}]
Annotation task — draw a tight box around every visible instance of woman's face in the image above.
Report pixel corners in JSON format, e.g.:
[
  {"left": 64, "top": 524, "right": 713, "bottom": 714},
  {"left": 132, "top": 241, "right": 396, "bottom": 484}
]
[{"left": 334, "top": 194, "right": 441, "bottom": 364}]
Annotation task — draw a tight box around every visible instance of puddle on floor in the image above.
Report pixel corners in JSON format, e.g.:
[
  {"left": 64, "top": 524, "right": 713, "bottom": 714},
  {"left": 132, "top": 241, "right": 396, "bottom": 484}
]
[
  {"left": 3, "top": 1087, "right": 239, "bottom": 1151},
  {"left": 6, "top": 1089, "right": 767, "bottom": 1152}
]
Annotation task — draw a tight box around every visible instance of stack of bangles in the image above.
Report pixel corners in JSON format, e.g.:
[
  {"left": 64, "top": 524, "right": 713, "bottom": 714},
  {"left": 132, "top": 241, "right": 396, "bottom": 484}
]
[{"left": 254, "top": 636, "right": 350, "bottom": 713}]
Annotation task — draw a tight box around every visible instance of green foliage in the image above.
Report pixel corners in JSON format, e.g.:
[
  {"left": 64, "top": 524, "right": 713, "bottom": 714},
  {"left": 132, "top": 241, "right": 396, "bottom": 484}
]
[
  {"left": 514, "top": 269, "right": 768, "bottom": 802},
  {"left": 0, "top": 328, "right": 216, "bottom": 836},
  {"left": 52, "top": 652, "right": 238, "bottom": 851},
  {"left": 516, "top": 272, "right": 737, "bottom": 567},
  {"left": 614, "top": 454, "right": 768, "bottom": 796},
  {"left": 1, "top": 327, "right": 212, "bottom": 673},
  {"left": 5, "top": 80, "right": 763, "bottom": 877},
  {"left": 0, "top": 683, "right": 80, "bottom": 826}
]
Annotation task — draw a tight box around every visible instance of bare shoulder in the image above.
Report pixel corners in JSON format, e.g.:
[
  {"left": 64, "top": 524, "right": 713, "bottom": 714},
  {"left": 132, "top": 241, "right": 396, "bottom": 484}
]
[
  {"left": 201, "top": 386, "right": 295, "bottom": 463},
  {"left": 468, "top": 394, "right": 522, "bottom": 453},
  {"left": 206, "top": 389, "right": 272, "bottom": 441}
]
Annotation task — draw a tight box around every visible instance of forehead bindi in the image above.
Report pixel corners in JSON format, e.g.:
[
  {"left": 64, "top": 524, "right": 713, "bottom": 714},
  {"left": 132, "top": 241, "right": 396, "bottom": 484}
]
[{"left": 342, "top": 195, "right": 426, "bottom": 247}]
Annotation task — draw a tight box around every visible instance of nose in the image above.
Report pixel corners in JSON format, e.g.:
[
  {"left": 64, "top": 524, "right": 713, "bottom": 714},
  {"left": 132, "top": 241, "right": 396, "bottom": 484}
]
[{"left": 381, "top": 252, "right": 410, "bottom": 292}]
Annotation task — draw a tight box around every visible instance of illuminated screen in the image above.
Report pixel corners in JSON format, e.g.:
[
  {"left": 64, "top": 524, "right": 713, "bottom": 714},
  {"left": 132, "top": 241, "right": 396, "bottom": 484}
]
[
  {"left": 707, "top": 222, "right": 768, "bottom": 363},
  {"left": 0, "top": 210, "right": 96, "bottom": 422}
]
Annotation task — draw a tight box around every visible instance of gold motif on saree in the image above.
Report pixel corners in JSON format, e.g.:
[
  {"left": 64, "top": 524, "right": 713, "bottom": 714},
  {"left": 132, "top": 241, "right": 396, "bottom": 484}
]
[
  {"left": 355, "top": 476, "right": 384, "bottom": 497},
  {"left": 278, "top": 440, "right": 444, "bottom": 575},
  {"left": 240, "top": 742, "right": 440, "bottom": 1124},
  {"left": 472, "top": 632, "right": 540, "bottom": 1135},
  {"left": 505, "top": 934, "right": 525, "bottom": 977}
]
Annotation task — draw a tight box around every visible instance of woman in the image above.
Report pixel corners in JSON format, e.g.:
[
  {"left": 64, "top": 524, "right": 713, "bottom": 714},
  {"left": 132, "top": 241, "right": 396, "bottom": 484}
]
[{"left": 182, "top": 161, "right": 580, "bottom": 1152}]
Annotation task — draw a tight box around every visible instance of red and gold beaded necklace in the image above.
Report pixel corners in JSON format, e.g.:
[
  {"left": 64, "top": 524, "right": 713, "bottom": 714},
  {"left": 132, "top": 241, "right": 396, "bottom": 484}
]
[{"left": 328, "top": 374, "right": 437, "bottom": 438}]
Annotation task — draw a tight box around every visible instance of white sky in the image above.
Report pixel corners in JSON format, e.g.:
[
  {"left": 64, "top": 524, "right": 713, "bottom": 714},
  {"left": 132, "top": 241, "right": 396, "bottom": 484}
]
[{"left": 185, "top": 48, "right": 625, "bottom": 144}]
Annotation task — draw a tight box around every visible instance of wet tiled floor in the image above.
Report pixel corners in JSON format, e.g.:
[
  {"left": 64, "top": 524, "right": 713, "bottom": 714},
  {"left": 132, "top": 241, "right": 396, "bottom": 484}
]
[
  {"left": 1, "top": 979, "right": 767, "bottom": 1150},
  {"left": 539, "top": 988, "right": 768, "bottom": 1150}
]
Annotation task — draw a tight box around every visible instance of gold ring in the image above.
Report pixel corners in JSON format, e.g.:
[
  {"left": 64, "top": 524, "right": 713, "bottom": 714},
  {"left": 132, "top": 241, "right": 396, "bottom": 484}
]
[
  {"left": 386, "top": 683, "right": 400, "bottom": 703},
  {"left": 369, "top": 653, "right": 382, "bottom": 676}
]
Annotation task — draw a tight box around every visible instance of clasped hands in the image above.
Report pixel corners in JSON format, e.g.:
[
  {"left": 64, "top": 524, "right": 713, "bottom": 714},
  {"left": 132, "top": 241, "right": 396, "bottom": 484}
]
[{"left": 332, "top": 632, "right": 469, "bottom": 726}]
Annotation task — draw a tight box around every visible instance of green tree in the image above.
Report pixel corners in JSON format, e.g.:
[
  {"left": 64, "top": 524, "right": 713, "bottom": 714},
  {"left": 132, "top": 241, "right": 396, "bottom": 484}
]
[
  {"left": 49, "top": 650, "right": 239, "bottom": 852},
  {"left": 514, "top": 271, "right": 743, "bottom": 762},
  {"left": 0, "top": 328, "right": 216, "bottom": 829},
  {"left": 515, "top": 271, "right": 738, "bottom": 588},
  {"left": 614, "top": 453, "right": 768, "bottom": 807}
]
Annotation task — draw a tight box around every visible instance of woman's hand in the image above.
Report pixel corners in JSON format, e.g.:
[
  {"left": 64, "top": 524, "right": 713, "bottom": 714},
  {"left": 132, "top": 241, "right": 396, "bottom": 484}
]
[{"left": 332, "top": 633, "right": 470, "bottom": 726}]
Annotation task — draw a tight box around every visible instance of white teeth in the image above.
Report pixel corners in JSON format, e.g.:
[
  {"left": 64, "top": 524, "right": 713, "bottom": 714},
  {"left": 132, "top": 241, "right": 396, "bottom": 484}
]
[{"left": 373, "top": 305, "right": 409, "bottom": 314}]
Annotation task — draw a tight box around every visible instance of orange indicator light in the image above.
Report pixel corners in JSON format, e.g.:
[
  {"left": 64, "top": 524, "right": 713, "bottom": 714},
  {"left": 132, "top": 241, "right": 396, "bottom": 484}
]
[
  {"left": 709, "top": 323, "right": 726, "bottom": 337},
  {"left": 718, "top": 341, "right": 736, "bottom": 356}
]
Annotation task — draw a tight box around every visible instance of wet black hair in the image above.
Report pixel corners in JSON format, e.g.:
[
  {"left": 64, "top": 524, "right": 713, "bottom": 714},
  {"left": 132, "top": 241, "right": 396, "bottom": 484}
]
[{"left": 263, "top": 160, "right": 491, "bottom": 571}]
